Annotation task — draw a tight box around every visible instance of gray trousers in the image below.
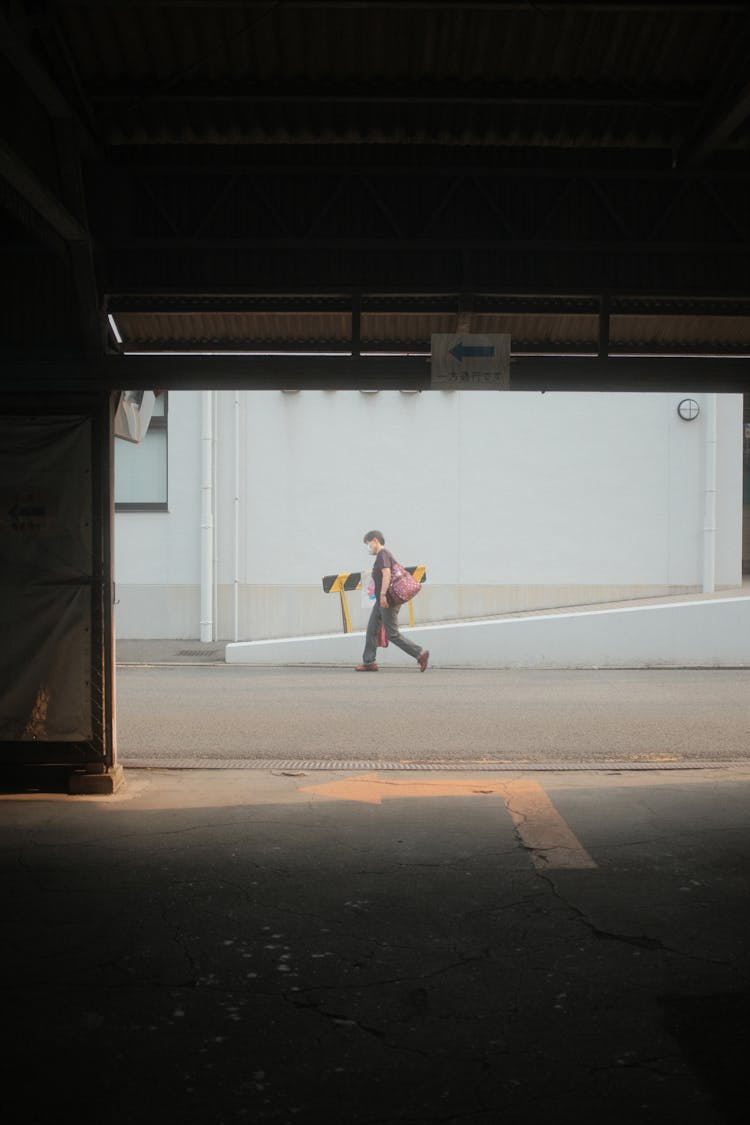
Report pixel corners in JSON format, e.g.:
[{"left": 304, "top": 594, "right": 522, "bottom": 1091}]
[{"left": 363, "top": 602, "right": 423, "bottom": 664}]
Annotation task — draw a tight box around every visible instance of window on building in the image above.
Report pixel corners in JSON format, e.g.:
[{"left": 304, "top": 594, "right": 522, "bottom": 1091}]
[{"left": 114, "top": 392, "right": 168, "bottom": 510}]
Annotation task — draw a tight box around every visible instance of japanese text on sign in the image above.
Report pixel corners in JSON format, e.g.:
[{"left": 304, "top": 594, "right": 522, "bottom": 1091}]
[{"left": 430, "top": 334, "right": 511, "bottom": 389}]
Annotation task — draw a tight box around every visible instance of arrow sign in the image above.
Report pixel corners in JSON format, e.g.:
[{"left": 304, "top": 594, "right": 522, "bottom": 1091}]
[
  {"left": 431, "top": 333, "right": 510, "bottom": 388},
  {"left": 449, "top": 341, "right": 496, "bottom": 362}
]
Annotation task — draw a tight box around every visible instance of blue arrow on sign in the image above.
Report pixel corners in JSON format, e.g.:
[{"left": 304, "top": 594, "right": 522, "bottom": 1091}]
[{"left": 449, "top": 341, "right": 496, "bottom": 362}]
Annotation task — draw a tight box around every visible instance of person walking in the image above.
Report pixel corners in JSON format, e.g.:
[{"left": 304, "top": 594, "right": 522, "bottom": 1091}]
[{"left": 356, "top": 530, "right": 429, "bottom": 672}]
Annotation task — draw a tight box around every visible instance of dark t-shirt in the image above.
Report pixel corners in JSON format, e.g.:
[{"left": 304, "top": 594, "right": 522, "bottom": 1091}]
[{"left": 372, "top": 547, "right": 396, "bottom": 600}]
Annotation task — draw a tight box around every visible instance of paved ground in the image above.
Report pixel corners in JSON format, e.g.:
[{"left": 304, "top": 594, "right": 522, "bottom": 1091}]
[
  {"left": 115, "top": 661, "right": 750, "bottom": 767},
  {"left": 3, "top": 644, "right": 746, "bottom": 1121},
  {"left": 2, "top": 765, "right": 749, "bottom": 1124}
]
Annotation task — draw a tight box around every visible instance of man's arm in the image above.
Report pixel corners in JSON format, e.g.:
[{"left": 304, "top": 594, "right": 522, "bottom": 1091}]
[{"left": 379, "top": 568, "right": 391, "bottom": 607}]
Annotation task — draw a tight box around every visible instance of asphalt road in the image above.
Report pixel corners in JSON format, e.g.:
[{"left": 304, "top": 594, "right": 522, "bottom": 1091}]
[{"left": 115, "top": 665, "right": 750, "bottom": 766}]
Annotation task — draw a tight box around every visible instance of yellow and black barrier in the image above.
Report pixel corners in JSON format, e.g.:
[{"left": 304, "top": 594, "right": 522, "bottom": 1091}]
[{"left": 322, "top": 566, "right": 427, "bottom": 633}]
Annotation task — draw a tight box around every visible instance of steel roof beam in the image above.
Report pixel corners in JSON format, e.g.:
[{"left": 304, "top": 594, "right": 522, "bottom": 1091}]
[
  {"left": 2, "top": 353, "right": 749, "bottom": 394},
  {"left": 0, "top": 136, "right": 102, "bottom": 352},
  {"left": 0, "top": 139, "right": 89, "bottom": 244},
  {"left": 89, "top": 82, "right": 698, "bottom": 111},
  {"left": 0, "top": 12, "right": 96, "bottom": 156},
  {"left": 677, "top": 79, "right": 750, "bottom": 170},
  {"left": 46, "top": 3, "right": 750, "bottom": 11},
  {"left": 106, "top": 236, "right": 750, "bottom": 254},
  {"left": 105, "top": 292, "right": 750, "bottom": 315},
  {"left": 0, "top": 11, "right": 103, "bottom": 350},
  {"left": 102, "top": 156, "right": 750, "bottom": 180}
]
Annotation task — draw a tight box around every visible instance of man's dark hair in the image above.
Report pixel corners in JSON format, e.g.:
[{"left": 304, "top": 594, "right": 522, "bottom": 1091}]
[{"left": 363, "top": 530, "right": 385, "bottom": 545}]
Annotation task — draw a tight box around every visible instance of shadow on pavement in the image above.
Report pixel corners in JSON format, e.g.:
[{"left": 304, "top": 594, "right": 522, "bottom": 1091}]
[{"left": 2, "top": 768, "right": 749, "bottom": 1124}]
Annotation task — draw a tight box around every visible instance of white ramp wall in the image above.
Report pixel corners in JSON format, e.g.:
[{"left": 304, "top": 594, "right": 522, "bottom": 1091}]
[{"left": 226, "top": 597, "right": 750, "bottom": 669}]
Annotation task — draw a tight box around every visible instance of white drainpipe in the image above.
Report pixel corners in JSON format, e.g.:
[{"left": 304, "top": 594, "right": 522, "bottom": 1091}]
[
  {"left": 233, "top": 391, "right": 241, "bottom": 642},
  {"left": 702, "top": 393, "right": 717, "bottom": 594},
  {"left": 200, "top": 390, "right": 214, "bottom": 642}
]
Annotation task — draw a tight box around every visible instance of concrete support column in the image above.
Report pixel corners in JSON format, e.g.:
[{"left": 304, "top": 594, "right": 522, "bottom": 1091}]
[{"left": 0, "top": 391, "right": 122, "bottom": 794}]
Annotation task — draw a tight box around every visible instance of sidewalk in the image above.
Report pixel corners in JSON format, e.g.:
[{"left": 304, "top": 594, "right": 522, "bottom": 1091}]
[
  {"left": 116, "top": 637, "right": 230, "bottom": 664},
  {"left": 2, "top": 764, "right": 749, "bottom": 1124}
]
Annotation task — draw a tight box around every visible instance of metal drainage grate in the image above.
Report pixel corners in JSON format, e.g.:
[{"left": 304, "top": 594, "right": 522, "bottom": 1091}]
[
  {"left": 177, "top": 649, "right": 222, "bottom": 658},
  {"left": 118, "top": 758, "right": 740, "bottom": 772}
]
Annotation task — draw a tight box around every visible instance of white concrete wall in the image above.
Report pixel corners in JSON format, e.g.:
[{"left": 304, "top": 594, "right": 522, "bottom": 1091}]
[{"left": 114, "top": 389, "right": 743, "bottom": 640}]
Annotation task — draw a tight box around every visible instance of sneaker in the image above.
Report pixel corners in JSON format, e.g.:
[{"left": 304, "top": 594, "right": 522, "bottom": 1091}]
[
  {"left": 355, "top": 663, "right": 379, "bottom": 672},
  {"left": 418, "top": 650, "right": 430, "bottom": 672}
]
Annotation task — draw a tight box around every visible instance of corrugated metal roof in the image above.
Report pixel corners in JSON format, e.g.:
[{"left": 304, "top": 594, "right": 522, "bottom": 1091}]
[
  {"left": 116, "top": 310, "right": 353, "bottom": 348},
  {"left": 611, "top": 314, "right": 750, "bottom": 351},
  {"left": 111, "top": 303, "right": 750, "bottom": 356},
  {"left": 48, "top": 3, "right": 750, "bottom": 149}
]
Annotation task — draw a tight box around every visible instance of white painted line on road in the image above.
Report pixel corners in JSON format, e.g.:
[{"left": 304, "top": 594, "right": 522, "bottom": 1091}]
[{"left": 500, "top": 779, "right": 597, "bottom": 870}]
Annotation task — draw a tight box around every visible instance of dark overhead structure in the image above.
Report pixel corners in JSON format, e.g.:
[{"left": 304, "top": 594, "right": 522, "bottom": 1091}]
[
  {"left": 2, "top": 0, "right": 750, "bottom": 385},
  {"left": 1, "top": 1, "right": 750, "bottom": 788}
]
